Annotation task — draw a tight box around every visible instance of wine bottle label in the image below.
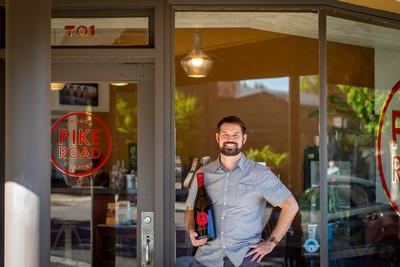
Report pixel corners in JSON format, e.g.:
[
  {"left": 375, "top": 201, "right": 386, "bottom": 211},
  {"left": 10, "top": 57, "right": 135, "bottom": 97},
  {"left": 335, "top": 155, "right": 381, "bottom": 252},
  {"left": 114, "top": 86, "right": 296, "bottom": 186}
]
[
  {"left": 207, "top": 210, "right": 215, "bottom": 236},
  {"left": 196, "top": 211, "right": 209, "bottom": 226}
]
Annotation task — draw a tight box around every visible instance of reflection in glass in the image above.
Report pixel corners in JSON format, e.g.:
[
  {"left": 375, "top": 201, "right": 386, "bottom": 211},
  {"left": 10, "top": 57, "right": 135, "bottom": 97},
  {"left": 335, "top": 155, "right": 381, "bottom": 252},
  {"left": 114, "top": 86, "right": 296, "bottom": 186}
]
[
  {"left": 327, "top": 16, "right": 400, "bottom": 265},
  {"left": 175, "top": 11, "right": 319, "bottom": 266}
]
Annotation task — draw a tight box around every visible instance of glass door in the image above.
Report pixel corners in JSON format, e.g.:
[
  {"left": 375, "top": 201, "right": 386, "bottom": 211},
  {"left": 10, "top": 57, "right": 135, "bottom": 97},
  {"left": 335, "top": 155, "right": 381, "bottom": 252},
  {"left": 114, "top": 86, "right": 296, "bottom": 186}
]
[
  {"left": 174, "top": 8, "right": 400, "bottom": 267},
  {"left": 50, "top": 61, "right": 155, "bottom": 267},
  {"left": 174, "top": 10, "right": 319, "bottom": 267}
]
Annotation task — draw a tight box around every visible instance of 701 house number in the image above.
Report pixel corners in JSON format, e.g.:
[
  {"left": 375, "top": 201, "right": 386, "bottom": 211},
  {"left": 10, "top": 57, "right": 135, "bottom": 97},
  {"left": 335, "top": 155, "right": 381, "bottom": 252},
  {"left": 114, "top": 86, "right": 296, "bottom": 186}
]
[{"left": 65, "top": 25, "right": 95, "bottom": 37}]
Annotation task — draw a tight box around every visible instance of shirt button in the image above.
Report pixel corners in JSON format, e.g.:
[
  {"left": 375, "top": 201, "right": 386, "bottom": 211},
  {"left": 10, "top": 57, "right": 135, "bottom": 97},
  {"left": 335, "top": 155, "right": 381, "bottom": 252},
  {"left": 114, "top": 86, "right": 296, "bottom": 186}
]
[
  {"left": 221, "top": 232, "right": 224, "bottom": 235},
  {"left": 222, "top": 216, "right": 224, "bottom": 220},
  {"left": 224, "top": 188, "right": 227, "bottom": 191},
  {"left": 223, "top": 246, "right": 226, "bottom": 249},
  {"left": 223, "top": 203, "right": 226, "bottom": 205},
  {"left": 227, "top": 173, "right": 229, "bottom": 176}
]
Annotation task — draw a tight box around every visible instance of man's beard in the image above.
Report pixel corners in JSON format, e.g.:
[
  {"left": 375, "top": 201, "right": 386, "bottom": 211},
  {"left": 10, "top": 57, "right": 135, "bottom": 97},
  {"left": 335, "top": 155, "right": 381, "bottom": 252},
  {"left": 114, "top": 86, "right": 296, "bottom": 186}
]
[{"left": 220, "top": 142, "right": 242, "bottom": 156}]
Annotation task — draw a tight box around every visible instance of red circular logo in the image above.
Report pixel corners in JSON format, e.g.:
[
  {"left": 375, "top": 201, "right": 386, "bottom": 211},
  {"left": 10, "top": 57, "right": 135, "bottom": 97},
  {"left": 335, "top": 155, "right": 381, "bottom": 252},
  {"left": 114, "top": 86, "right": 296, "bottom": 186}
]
[
  {"left": 51, "top": 112, "right": 112, "bottom": 177},
  {"left": 196, "top": 212, "right": 209, "bottom": 226},
  {"left": 377, "top": 81, "right": 400, "bottom": 215}
]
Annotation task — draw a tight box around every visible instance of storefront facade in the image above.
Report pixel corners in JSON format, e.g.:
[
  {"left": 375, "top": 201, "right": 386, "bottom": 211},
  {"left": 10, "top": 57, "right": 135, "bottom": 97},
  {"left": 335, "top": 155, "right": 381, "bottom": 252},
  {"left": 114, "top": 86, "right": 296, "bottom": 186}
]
[{"left": 1, "top": 0, "right": 400, "bottom": 266}]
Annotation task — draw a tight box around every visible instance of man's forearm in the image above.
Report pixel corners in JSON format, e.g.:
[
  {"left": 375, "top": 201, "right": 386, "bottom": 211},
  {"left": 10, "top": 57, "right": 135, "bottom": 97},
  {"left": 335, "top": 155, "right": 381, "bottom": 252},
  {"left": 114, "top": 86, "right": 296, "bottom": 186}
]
[
  {"left": 185, "top": 207, "right": 195, "bottom": 233},
  {"left": 271, "top": 195, "right": 299, "bottom": 241}
]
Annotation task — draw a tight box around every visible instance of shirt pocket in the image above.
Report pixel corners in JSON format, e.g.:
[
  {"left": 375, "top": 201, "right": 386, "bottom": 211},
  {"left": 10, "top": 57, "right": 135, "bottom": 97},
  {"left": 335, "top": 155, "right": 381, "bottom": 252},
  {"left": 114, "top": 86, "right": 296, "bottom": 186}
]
[{"left": 229, "top": 183, "right": 257, "bottom": 203}]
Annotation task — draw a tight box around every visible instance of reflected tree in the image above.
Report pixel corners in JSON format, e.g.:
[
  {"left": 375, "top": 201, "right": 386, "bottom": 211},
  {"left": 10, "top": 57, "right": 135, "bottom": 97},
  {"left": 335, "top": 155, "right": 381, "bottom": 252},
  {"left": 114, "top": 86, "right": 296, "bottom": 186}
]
[
  {"left": 308, "top": 85, "right": 379, "bottom": 140},
  {"left": 308, "top": 84, "right": 382, "bottom": 177},
  {"left": 116, "top": 93, "right": 138, "bottom": 144},
  {"left": 300, "top": 75, "right": 319, "bottom": 94},
  {"left": 336, "top": 85, "right": 378, "bottom": 136},
  {"left": 245, "top": 145, "right": 288, "bottom": 166},
  {"left": 175, "top": 90, "right": 200, "bottom": 154}
]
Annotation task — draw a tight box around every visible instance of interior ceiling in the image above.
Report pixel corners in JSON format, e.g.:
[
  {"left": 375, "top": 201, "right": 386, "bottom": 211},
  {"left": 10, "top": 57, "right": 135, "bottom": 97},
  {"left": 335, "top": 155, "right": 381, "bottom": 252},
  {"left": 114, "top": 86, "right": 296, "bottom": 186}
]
[
  {"left": 175, "top": 11, "right": 400, "bottom": 56},
  {"left": 339, "top": 0, "right": 400, "bottom": 15},
  {"left": 175, "top": 12, "right": 319, "bottom": 55},
  {"left": 175, "top": 2, "right": 400, "bottom": 55}
]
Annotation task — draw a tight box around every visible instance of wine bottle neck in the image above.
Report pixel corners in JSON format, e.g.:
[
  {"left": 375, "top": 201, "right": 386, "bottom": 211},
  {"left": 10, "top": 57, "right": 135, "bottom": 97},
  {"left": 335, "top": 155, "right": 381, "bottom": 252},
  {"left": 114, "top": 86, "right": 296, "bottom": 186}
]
[{"left": 196, "top": 172, "right": 204, "bottom": 187}]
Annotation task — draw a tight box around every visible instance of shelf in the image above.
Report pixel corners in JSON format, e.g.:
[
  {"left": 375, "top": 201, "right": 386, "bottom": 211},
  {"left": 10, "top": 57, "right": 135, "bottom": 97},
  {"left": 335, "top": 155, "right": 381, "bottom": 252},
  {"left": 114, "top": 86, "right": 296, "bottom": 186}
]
[
  {"left": 97, "top": 224, "right": 137, "bottom": 229},
  {"left": 93, "top": 188, "right": 137, "bottom": 194},
  {"left": 176, "top": 188, "right": 189, "bottom": 195},
  {"left": 51, "top": 187, "right": 137, "bottom": 195}
]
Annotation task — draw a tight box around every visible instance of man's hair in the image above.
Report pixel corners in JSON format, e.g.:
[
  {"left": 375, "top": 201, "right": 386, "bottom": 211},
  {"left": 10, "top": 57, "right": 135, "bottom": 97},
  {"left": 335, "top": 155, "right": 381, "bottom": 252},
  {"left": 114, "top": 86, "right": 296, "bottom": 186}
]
[{"left": 217, "top": 116, "right": 247, "bottom": 134}]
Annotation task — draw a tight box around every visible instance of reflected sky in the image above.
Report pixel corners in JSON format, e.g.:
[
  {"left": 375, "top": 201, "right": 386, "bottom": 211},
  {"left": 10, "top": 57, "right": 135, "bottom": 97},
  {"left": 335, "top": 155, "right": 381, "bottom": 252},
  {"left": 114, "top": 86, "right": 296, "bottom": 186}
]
[{"left": 240, "top": 77, "right": 289, "bottom": 93}]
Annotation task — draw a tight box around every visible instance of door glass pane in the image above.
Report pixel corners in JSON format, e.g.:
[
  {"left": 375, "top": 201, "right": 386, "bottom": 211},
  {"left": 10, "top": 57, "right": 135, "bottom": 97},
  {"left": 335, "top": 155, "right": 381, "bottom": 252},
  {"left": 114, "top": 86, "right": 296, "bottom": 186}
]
[
  {"left": 175, "top": 11, "right": 319, "bottom": 266},
  {"left": 50, "top": 82, "right": 138, "bottom": 267},
  {"left": 327, "top": 16, "right": 400, "bottom": 265}
]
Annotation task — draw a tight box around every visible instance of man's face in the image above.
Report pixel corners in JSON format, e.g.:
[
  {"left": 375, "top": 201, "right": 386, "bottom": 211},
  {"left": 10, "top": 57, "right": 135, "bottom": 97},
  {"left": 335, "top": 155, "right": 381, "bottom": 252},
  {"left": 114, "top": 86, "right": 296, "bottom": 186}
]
[{"left": 216, "top": 123, "right": 247, "bottom": 156}]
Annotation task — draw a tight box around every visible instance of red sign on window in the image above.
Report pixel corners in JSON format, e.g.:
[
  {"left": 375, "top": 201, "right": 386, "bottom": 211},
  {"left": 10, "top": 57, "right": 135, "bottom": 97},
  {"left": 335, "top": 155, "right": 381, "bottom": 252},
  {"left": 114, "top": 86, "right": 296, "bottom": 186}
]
[
  {"left": 51, "top": 112, "right": 111, "bottom": 177},
  {"left": 378, "top": 81, "right": 400, "bottom": 215}
]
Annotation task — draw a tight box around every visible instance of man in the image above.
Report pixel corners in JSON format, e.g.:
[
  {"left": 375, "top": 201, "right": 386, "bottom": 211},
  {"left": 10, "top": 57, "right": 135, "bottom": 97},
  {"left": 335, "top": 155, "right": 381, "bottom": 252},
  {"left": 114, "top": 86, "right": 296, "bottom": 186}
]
[
  {"left": 185, "top": 116, "right": 299, "bottom": 267},
  {"left": 327, "top": 160, "right": 340, "bottom": 176}
]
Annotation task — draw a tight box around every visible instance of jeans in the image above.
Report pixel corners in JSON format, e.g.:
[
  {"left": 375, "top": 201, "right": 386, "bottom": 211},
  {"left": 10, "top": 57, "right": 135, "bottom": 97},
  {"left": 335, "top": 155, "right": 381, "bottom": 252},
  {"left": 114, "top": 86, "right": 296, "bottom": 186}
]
[{"left": 192, "top": 256, "right": 260, "bottom": 267}]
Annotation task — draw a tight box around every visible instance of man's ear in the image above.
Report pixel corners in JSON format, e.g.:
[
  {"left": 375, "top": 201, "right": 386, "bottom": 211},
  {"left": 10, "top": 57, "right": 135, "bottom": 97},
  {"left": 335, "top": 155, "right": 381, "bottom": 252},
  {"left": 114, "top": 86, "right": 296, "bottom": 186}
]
[
  {"left": 215, "top": 133, "right": 219, "bottom": 143},
  {"left": 243, "top": 133, "right": 248, "bottom": 144}
]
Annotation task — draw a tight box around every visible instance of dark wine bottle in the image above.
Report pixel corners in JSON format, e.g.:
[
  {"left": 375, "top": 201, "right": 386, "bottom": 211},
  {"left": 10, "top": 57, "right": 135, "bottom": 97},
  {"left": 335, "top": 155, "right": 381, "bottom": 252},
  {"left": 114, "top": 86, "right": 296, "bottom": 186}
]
[{"left": 194, "top": 172, "right": 216, "bottom": 240}]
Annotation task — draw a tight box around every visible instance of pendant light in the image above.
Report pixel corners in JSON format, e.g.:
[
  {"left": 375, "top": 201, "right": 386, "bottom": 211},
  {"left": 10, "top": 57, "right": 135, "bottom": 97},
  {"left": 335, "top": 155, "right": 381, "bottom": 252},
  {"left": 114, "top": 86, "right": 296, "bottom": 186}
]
[{"left": 180, "top": 30, "right": 214, "bottom": 78}]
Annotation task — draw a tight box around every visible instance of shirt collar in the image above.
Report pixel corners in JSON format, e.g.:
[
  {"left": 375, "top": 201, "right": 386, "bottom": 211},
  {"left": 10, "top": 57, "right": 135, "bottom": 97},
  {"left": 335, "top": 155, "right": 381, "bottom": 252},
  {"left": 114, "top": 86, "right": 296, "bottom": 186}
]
[{"left": 214, "top": 153, "right": 247, "bottom": 172}]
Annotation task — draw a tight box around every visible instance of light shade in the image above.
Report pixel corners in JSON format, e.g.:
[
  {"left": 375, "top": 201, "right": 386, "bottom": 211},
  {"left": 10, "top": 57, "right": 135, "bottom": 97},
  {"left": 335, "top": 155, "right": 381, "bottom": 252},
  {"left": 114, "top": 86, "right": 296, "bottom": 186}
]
[
  {"left": 51, "top": 83, "right": 66, "bottom": 90},
  {"left": 180, "top": 31, "right": 214, "bottom": 78},
  {"left": 110, "top": 82, "right": 129, "bottom": 86}
]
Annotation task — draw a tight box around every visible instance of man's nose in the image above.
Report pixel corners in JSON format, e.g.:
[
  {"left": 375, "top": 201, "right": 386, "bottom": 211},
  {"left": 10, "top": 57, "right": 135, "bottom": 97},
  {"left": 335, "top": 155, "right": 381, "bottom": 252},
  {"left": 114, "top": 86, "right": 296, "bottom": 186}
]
[{"left": 226, "top": 136, "right": 236, "bottom": 142}]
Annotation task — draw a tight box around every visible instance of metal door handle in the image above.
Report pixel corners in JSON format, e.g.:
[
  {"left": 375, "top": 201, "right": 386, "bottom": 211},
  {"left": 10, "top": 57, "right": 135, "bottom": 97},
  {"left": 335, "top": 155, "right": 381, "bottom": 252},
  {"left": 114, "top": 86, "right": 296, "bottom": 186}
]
[
  {"left": 141, "top": 212, "right": 154, "bottom": 266},
  {"left": 145, "top": 238, "right": 151, "bottom": 265}
]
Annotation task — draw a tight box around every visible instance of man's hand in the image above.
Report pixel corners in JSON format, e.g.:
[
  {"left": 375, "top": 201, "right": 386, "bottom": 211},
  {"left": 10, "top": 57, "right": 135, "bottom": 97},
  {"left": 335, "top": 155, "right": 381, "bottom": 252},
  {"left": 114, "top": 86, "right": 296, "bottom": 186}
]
[
  {"left": 245, "top": 241, "right": 275, "bottom": 263},
  {"left": 188, "top": 229, "right": 208, "bottom": 247},
  {"left": 185, "top": 207, "right": 207, "bottom": 246},
  {"left": 245, "top": 194, "right": 299, "bottom": 263}
]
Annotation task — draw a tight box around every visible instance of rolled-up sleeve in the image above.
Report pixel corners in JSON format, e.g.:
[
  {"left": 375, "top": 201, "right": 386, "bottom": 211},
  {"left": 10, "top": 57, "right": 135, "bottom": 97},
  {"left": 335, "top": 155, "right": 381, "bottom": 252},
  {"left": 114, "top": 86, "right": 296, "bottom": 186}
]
[{"left": 185, "top": 172, "right": 198, "bottom": 208}]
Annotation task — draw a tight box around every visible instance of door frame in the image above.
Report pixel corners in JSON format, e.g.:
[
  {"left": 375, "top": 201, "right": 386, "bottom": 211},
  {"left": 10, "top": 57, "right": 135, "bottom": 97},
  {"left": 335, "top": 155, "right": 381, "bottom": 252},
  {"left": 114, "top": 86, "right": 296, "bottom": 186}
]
[{"left": 50, "top": 4, "right": 170, "bottom": 265}]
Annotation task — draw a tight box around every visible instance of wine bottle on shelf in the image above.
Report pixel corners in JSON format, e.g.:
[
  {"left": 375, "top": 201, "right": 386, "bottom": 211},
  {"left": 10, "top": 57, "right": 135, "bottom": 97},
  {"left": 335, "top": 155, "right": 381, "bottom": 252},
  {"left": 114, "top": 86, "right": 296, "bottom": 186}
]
[
  {"left": 194, "top": 172, "right": 216, "bottom": 240},
  {"left": 183, "top": 158, "right": 198, "bottom": 189}
]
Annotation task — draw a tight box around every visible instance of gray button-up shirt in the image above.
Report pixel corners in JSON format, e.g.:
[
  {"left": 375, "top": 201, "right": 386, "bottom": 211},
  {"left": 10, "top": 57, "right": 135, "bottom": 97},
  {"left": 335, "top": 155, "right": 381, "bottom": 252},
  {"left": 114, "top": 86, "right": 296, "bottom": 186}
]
[{"left": 186, "top": 154, "right": 291, "bottom": 267}]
